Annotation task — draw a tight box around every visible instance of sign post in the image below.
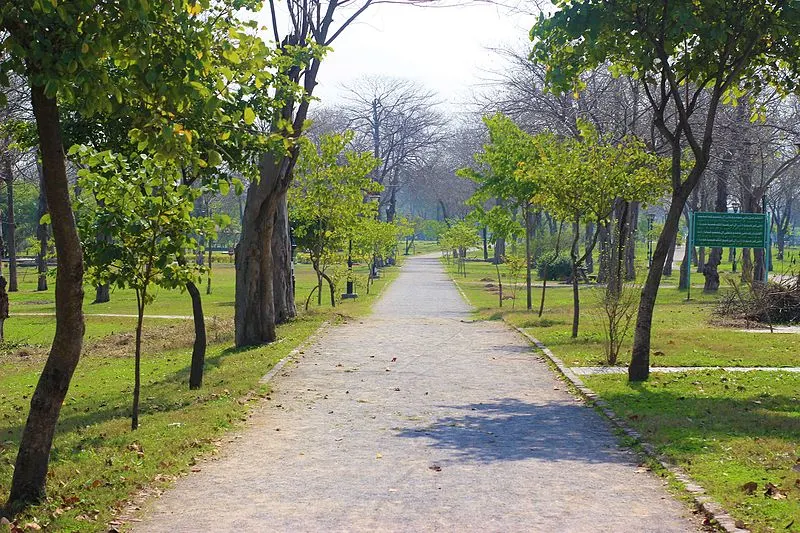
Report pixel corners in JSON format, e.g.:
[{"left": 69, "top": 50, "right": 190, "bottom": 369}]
[{"left": 686, "top": 212, "right": 770, "bottom": 300}]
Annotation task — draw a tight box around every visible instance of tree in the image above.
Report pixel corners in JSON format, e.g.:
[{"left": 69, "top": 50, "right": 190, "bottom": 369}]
[
  {"left": 531, "top": 0, "right": 800, "bottom": 380},
  {"left": 459, "top": 113, "right": 544, "bottom": 310},
  {"left": 341, "top": 76, "right": 447, "bottom": 222},
  {"left": 73, "top": 147, "right": 217, "bottom": 429},
  {"left": 523, "top": 120, "right": 666, "bottom": 338},
  {"left": 470, "top": 206, "right": 522, "bottom": 306},
  {"left": 1, "top": 0, "right": 284, "bottom": 512},
  {"left": 441, "top": 221, "right": 481, "bottom": 276},
  {"left": 289, "top": 131, "right": 380, "bottom": 307}
]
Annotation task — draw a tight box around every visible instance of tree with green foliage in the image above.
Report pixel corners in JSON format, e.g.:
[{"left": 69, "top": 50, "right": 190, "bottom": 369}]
[
  {"left": 469, "top": 206, "right": 522, "bottom": 307},
  {"left": 441, "top": 221, "right": 481, "bottom": 277},
  {"left": 290, "top": 131, "right": 380, "bottom": 308},
  {"left": 521, "top": 120, "right": 666, "bottom": 338},
  {"left": 0, "top": 0, "right": 289, "bottom": 511},
  {"left": 72, "top": 146, "right": 220, "bottom": 430},
  {"left": 459, "top": 113, "right": 545, "bottom": 309},
  {"left": 352, "top": 217, "right": 402, "bottom": 294},
  {"left": 531, "top": 0, "right": 800, "bottom": 380}
]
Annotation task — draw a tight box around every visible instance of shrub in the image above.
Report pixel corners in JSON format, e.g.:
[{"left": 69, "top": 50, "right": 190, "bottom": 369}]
[{"left": 537, "top": 251, "right": 572, "bottom": 281}]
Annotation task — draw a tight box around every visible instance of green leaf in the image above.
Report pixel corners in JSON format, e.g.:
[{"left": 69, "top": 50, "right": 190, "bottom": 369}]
[{"left": 243, "top": 107, "right": 256, "bottom": 126}]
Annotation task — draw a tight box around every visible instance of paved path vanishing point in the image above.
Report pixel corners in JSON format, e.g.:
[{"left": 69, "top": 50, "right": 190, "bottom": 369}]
[{"left": 134, "top": 255, "right": 699, "bottom": 533}]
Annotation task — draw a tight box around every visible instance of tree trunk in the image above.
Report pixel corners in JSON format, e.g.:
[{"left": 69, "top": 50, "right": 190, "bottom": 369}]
[
  {"left": 132, "top": 291, "right": 145, "bottom": 431},
  {"left": 524, "top": 205, "right": 532, "bottom": 311},
  {"left": 4, "top": 156, "right": 18, "bottom": 292},
  {"left": 570, "top": 219, "right": 581, "bottom": 338},
  {"left": 494, "top": 237, "right": 505, "bottom": 264},
  {"left": 630, "top": 189, "right": 687, "bottom": 381},
  {"left": 206, "top": 244, "right": 212, "bottom": 295},
  {"left": 35, "top": 161, "right": 49, "bottom": 292},
  {"left": 703, "top": 168, "right": 728, "bottom": 291},
  {"left": 186, "top": 281, "right": 206, "bottom": 390},
  {"left": 95, "top": 284, "right": 110, "bottom": 303},
  {"left": 482, "top": 227, "right": 488, "bottom": 261},
  {"left": 662, "top": 231, "right": 676, "bottom": 277},
  {"left": 235, "top": 151, "right": 288, "bottom": 347},
  {"left": 584, "top": 222, "right": 594, "bottom": 274},
  {"left": 624, "top": 202, "right": 638, "bottom": 281},
  {"left": 6, "top": 86, "right": 85, "bottom": 513},
  {"left": 610, "top": 201, "right": 630, "bottom": 298},
  {"left": 597, "top": 222, "right": 610, "bottom": 283},
  {"left": 272, "top": 190, "right": 295, "bottom": 324}
]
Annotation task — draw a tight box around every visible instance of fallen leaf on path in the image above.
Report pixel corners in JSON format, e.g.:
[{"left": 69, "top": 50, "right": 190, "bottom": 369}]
[
  {"left": 191, "top": 467, "right": 201, "bottom": 472},
  {"left": 376, "top": 453, "right": 383, "bottom": 459},
  {"left": 429, "top": 465, "right": 442, "bottom": 472},
  {"left": 391, "top": 357, "right": 397, "bottom": 362}
]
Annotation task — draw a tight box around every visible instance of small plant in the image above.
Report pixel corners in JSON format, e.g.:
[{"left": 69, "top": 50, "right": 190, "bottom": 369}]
[
  {"left": 537, "top": 251, "right": 572, "bottom": 281},
  {"left": 592, "top": 280, "right": 640, "bottom": 365}
]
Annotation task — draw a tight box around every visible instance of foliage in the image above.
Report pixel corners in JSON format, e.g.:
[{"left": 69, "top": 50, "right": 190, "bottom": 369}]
[
  {"left": 536, "top": 251, "right": 571, "bottom": 281},
  {"left": 468, "top": 206, "right": 522, "bottom": 248},
  {"left": 459, "top": 113, "right": 543, "bottom": 208},
  {"left": 72, "top": 146, "right": 218, "bottom": 296},
  {"left": 290, "top": 131, "right": 381, "bottom": 305},
  {"left": 440, "top": 221, "right": 480, "bottom": 276},
  {"left": 529, "top": 0, "right": 800, "bottom": 103},
  {"left": 72, "top": 144, "right": 223, "bottom": 429},
  {"left": 592, "top": 281, "right": 640, "bottom": 365}
]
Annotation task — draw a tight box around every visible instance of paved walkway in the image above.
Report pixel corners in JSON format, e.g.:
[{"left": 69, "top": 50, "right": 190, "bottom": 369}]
[{"left": 133, "top": 255, "right": 698, "bottom": 533}]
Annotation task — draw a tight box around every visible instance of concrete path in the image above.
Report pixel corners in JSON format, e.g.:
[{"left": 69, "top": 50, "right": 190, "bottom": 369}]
[{"left": 133, "top": 255, "right": 699, "bottom": 533}]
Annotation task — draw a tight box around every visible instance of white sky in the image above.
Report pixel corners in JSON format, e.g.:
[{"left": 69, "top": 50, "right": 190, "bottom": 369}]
[{"left": 257, "top": 2, "right": 537, "bottom": 111}]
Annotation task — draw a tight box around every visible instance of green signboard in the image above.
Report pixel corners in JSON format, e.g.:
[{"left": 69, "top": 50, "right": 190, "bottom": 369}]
[
  {"left": 692, "top": 212, "right": 769, "bottom": 248},
  {"left": 686, "top": 211, "right": 771, "bottom": 299}
]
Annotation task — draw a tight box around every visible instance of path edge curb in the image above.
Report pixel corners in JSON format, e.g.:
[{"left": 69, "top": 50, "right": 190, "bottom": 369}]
[
  {"left": 259, "top": 320, "right": 331, "bottom": 385},
  {"left": 510, "top": 324, "right": 749, "bottom": 533}
]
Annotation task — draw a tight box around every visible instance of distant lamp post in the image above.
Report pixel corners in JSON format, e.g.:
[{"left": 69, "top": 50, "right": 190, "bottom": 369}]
[
  {"left": 342, "top": 237, "right": 357, "bottom": 300},
  {"left": 647, "top": 213, "right": 656, "bottom": 268}
]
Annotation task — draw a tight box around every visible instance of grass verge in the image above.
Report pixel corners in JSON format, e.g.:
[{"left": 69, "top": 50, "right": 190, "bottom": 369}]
[{"left": 1, "top": 263, "right": 400, "bottom": 532}]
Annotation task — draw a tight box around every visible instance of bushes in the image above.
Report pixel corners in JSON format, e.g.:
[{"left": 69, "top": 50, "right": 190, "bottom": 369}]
[{"left": 537, "top": 251, "right": 571, "bottom": 281}]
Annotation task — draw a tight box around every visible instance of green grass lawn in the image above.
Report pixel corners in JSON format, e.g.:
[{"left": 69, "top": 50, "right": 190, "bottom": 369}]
[
  {"left": 585, "top": 372, "right": 800, "bottom": 533},
  {"left": 1, "top": 259, "right": 400, "bottom": 532},
  {"left": 444, "top": 251, "right": 800, "bottom": 532},
  {"left": 445, "top": 253, "right": 799, "bottom": 368}
]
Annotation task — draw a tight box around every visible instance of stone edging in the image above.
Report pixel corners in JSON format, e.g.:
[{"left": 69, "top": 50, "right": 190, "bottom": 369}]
[
  {"left": 259, "top": 320, "right": 331, "bottom": 385},
  {"left": 510, "top": 324, "right": 749, "bottom": 533}
]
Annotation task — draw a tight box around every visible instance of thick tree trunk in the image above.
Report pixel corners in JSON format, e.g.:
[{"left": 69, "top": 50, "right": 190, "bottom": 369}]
[
  {"left": 272, "top": 191, "right": 296, "bottom": 324},
  {"left": 4, "top": 156, "right": 18, "bottom": 292},
  {"left": 494, "top": 237, "right": 505, "bottom": 264},
  {"left": 186, "top": 281, "right": 206, "bottom": 390},
  {"left": 6, "top": 87, "right": 85, "bottom": 513},
  {"left": 235, "top": 151, "right": 288, "bottom": 347},
  {"left": 95, "top": 284, "right": 110, "bottom": 303}
]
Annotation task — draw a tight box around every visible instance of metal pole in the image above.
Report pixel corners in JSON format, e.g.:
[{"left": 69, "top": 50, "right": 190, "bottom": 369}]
[{"left": 686, "top": 213, "right": 692, "bottom": 301}]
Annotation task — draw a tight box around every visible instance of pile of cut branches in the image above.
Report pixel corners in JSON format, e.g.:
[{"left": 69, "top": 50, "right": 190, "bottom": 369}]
[{"left": 716, "top": 275, "right": 800, "bottom": 325}]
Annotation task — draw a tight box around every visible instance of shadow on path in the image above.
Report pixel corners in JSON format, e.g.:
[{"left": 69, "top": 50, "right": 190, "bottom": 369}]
[{"left": 396, "top": 398, "right": 626, "bottom": 465}]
